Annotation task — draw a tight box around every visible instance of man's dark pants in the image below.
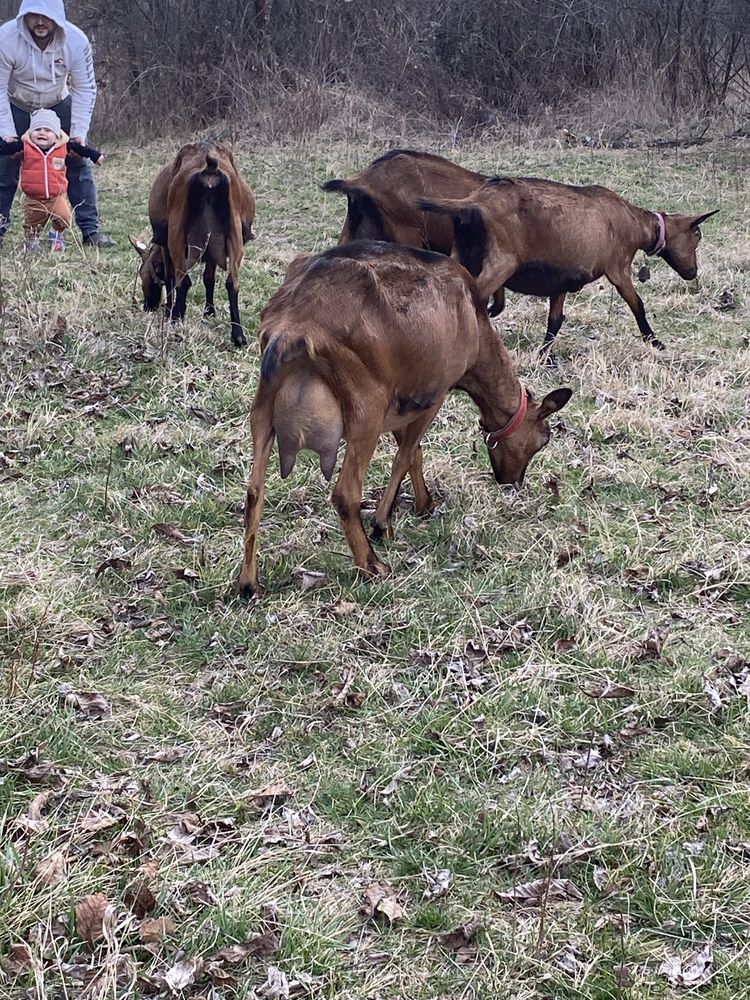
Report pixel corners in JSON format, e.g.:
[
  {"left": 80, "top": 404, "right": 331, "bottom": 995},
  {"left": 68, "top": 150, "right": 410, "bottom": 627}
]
[{"left": 0, "top": 95, "right": 100, "bottom": 239}]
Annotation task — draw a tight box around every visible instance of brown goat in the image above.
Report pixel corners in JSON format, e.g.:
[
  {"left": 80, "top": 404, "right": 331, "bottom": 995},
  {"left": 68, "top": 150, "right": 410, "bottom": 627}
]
[
  {"left": 237, "top": 241, "right": 572, "bottom": 597},
  {"left": 131, "top": 141, "right": 256, "bottom": 347},
  {"left": 419, "top": 177, "right": 718, "bottom": 358},
  {"left": 323, "top": 148, "right": 506, "bottom": 313}
]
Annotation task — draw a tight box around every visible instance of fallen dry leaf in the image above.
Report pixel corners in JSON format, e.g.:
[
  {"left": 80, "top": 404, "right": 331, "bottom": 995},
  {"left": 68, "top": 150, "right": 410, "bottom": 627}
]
[
  {"left": 423, "top": 869, "right": 452, "bottom": 901},
  {"left": 556, "top": 544, "right": 581, "bottom": 567},
  {"left": 139, "top": 916, "right": 176, "bottom": 943},
  {"left": 124, "top": 881, "right": 157, "bottom": 918},
  {"left": 210, "top": 930, "right": 280, "bottom": 964},
  {"left": 436, "top": 917, "right": 482, "bottom": 962},
  {"left": 36, "top": 849, "right": 67, "bottom": 885},
  {"left": 94, "top": 556, "right": 132, "bottom": 578},
  {"left": 172, "top": 566, "right": 200, "bottom": 583},
  {"left": 58, "top": 684, "right": 111, "bottom": 720},
  {"left": 583, "top": 678, "right": 637, "bottom": 699},
  {"left": 295, "top": 567, "right": 327, "bottom": 592},
  {"left": 152, "top": 523, "right": 202, "bottom": 546},
  {"left": 76, "top": 893, "right": 112, "bottom": 944},
  {"left": 163, "top": 956, "right": 203, "bottom": 992},
  {"left": 249, "top": 782, "right": 293, "bottom": 811},
  {"left": 554, "top": 637, "right": 577, "bottom": 654},
  {"left": 257, "top": 965, "right": 290, "bottom": 999},
  {"left": 496, "top": 878, "right": 582, "bottom": 905},
  {"left": 660, "top": 944, "right": 713, "bottom": 988},
  {"left": 363, "top": 881, "right": 404, "bottom": 924}
]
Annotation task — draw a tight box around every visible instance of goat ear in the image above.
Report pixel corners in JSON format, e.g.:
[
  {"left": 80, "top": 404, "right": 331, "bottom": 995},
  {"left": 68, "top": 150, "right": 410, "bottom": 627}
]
[
  {"left": 690, "top": 209, "right": 719, "bottom": 229},
  {"left": 128, "top": 234, "right": 149, "bottom": 260},
  {"left": 537, "top": 387, "right": 573, "bottom": 419}
]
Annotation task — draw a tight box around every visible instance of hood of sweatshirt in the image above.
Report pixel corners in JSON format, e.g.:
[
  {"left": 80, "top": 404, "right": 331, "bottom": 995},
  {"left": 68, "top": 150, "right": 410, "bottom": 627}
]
[{"left": 16, "top": 1, "right": 67, "bottom": 46}]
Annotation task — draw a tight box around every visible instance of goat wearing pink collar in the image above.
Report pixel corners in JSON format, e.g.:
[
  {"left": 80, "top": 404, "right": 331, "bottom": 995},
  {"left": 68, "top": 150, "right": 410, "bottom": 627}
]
[{"left": 419, "top": 178, "right": 717, "bottom": 361}]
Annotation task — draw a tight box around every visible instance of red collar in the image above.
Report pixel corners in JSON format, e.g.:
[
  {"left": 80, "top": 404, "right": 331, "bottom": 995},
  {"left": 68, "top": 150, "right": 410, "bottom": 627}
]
[
  {"left": 649, "top": 212, "right": 666, "bottom": 255},
  {"left": 484, "top": 383, "right": 528, "bottom": 448}
]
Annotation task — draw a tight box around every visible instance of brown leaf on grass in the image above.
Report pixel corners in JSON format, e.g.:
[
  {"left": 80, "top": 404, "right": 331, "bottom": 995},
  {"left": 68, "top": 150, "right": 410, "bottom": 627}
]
[
  {"left": 328, "top": 599, "right": 358, "bottom": 618},
  {"left": 640, "top": 626, "right": 669, "bottom": 659},
  {"left": 172, "top": 567, "right": 200, "bottom": 583},
  {"left": 436, "top": 917, "right": 482, "bottom": 962},
  {"left": 554, "top": 637, "right": 577, "bottom": 654},
  {"left": 189, "top": 405, "right": 218, "bottom": 425},
  {"left": 79, "top": 807, "right": 126, "bottom": 834},
  {"left": 363, "top": 881, "right": 404, "bottom": 924},
  {"left": 58, "top": 684, "right": 111, "bottom": 720},
  {"left": 28, "top": 790, "right": 52, "bottom": 822},
  {"left": 36, "top": 849, "right": 67, "bottom": 885},
  {"left": 138, "top": 916, "right": 176, "bottom": 943},
  {"left": 124, "top": 881, "right": 157, "bottom": 918},
  {"left": 295, "top": 568, "right": 328, "bottom": 592},
  {"left": 2, "top": 941, "right": 33, "bottom": 973},
  {"left": 152, "top": 522, "right": 202, "bottom": 546},
  {"left": 210, "top": 930, "right": 280, "bottom": 964},
  {"left": 583, "top": 678, "right": 637, "bottom": 699},
  {"left": 76, "top": 893, "right": 112, "bottom": 944},
  {"left": 141, "top": 747, "right": 185, "bottom": 764},
  {"left": 94, "top": 556, "right": 132, "bottom": 578},
  {"left": 423, "top": 869, "right": 452, "bottom": 901},
  {"left": 163, "top": 957, "right": 203, "bottom": 992},
  {"left": 660, "top": 944, "right": 714, "bottom": 988},
  {"left": 331, "top": 669, "right": 366, "bottom": 708},
  {"left": 497, "top": 878, "right": 583, "bottom": 906},
  {"left": 556, "top": 544, "right": 581, "bottom": 567},
  {"left": 249, "top": 782, "right": 293, "bottom": 811}
]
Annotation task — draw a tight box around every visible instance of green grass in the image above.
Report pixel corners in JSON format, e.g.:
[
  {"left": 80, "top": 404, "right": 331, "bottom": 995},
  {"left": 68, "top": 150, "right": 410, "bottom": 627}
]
[{"left": 0, "top": 134, "right": 749, "bottom": 999}]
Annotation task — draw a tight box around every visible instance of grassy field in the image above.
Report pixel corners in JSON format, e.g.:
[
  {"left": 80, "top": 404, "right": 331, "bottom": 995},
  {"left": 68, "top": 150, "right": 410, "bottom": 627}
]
[{"left": 1, "top": 134, "right": 749, "bottom": 1000}]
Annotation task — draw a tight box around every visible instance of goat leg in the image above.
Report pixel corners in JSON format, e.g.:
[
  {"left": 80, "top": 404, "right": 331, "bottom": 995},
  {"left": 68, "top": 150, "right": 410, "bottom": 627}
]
[
  {"left": 372, "top": 414, "right": 439, "bottom": 539},
  {"left": 171, "top": 272, "right": 192, "bottom": 322},
  {"left": 237, "top": 398, "right": 276, "bottom": 600},
  {"left": 539, "top": 292, "right": 566, "bottom": 365},
  {"left": 203, "top": 261, "right": 217, "bottom": 317},
  {"left": 608, "top": 270, "right": 665, "bottom": 350},
  {"left": 332, "top": 428, "right": 390, "bottom": 579},
  {"left": 226, "top": 274, "right": 247, "bottom": 348},
  {"left": 487, "top": 286, "right": 506, "bottom": 318}
]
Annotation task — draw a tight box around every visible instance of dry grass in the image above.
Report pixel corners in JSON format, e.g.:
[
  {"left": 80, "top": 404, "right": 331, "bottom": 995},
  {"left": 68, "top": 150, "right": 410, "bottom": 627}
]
[{"left": 0, "top": 135, "right": 749, "bottom": 1000}]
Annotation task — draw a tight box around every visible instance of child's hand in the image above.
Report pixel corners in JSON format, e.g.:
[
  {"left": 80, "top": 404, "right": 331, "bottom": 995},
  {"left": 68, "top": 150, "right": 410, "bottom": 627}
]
[{"left": 96, "top": 153, "right": 105, "bottom": 165}]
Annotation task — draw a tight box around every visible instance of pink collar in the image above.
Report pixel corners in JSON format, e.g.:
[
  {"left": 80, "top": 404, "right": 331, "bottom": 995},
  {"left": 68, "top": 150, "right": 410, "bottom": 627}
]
[
  {"left": 484, "top": 383, "right": 528, "bottom": 448},
  {"left": 649, "top": 212, "right": 666, "bottom": 255}
]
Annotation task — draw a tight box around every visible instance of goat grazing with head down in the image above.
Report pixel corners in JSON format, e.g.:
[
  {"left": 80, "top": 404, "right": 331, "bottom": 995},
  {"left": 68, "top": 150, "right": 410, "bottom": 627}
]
[
  {"left": 418, "top": 178, "right": 718, "bottom": 360},
  {"left": 130, "top": 140, "right": 256, "bottom": 346},
  {"left": 237, "top": 241, "right": 572, "bottom": 598}
]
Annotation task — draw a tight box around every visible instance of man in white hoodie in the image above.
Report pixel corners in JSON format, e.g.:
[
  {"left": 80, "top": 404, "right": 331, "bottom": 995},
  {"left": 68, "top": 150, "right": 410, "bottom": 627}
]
[{"left": 0, "top": 0, "right": 113, "bottom": 246}]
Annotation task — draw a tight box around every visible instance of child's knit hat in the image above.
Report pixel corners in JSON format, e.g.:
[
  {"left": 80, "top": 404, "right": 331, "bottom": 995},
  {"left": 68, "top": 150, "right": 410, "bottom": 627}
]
[{"left": 29, "top": 109, "right": 62, "bottom": 136}]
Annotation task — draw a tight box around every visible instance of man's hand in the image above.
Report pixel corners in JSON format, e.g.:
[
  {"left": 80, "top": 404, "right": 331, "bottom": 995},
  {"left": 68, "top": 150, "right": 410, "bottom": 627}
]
[
  {"left": 3, "top": 135, "right": 18, "bottom": 142},
  {"left": 71, "top": 136, "right": 84, "bottom": 144}
]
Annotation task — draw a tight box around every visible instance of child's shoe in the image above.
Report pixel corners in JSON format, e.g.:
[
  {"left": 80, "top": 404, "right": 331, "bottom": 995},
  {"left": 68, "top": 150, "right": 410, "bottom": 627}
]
[
  {"left": 24, "top": 238, "right": 40, "bottom": 253},
  {"left": 48, "top": 231, "right": 65, "bottom": 252}
]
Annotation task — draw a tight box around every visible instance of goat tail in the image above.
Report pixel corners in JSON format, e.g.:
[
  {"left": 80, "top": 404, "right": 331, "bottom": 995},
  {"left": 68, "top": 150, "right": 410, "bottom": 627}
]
[
  {"left": 321, "top": 178, "right": 349, "bottom": 194},
  {"left": 416, "top": 196, "right": 463, "bottom": 215},
  {"left": 259, "top": 330, "right": 315, "bottom": 384}
]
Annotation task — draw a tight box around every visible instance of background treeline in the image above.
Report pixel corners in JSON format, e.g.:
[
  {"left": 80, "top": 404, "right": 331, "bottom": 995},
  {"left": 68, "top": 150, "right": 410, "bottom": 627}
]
[{"left": 3, "top": 0, "right": 749, "bottom": 137}]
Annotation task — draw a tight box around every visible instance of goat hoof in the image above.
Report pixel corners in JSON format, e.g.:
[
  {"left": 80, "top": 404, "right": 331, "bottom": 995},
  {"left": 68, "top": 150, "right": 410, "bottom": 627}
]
[
  {"left": 203, "top": 304, "right": 216, "bottom": 317},
  {"left": 651, "top": 338, "right": 665, "bottom": 351},
  {"left": 237, "top": 576, "right": 261, "bottom": 601},
  {"left": 370, "top": 523, "right": 394, "bottom": 543},
  {"left": 232, "top": 331, "right": 248, "bottom": 348},
  {"left": 359, "top": 556, "right": 391, "bottom": 580},
  {"left": 541, "top": 351, "right": 558, "bottom": 369}
]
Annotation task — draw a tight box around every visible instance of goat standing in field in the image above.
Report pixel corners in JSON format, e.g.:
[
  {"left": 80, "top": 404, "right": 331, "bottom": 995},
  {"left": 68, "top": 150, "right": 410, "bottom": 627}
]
[
  {"left": 237, "top": 241, "right": 572, "bottom": 598},
  {"left": 130, "top": 141, "right": 255, "bottom": 347},
  {"left": 323, "top": 148, "right": 505, "bottom": 313},
  {"left": 418, "top": 177, "right": 718, "bottom": 360}
]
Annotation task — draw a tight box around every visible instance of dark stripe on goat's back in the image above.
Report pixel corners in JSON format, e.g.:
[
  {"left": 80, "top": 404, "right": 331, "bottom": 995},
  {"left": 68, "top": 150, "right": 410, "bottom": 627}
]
[{"left": 319, "top": 239, "right": 446, "bottom": 267}]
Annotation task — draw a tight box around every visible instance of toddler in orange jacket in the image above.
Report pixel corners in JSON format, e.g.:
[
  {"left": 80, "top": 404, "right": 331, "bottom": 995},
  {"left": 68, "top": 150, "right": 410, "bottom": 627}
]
[{"left": 0, "top": 108, "right": 103, "bottom": 251}]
